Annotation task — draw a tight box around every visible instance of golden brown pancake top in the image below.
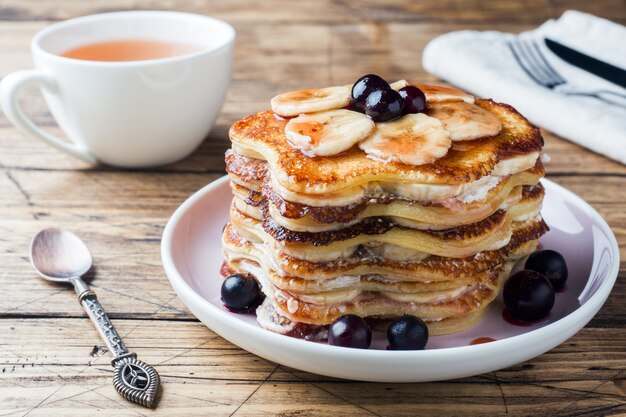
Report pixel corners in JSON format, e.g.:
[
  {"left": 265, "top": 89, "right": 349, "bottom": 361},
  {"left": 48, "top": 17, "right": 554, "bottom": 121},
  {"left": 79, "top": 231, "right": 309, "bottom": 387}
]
[{"left": 229, "top": 98, "right": 543, "bottom": 193}]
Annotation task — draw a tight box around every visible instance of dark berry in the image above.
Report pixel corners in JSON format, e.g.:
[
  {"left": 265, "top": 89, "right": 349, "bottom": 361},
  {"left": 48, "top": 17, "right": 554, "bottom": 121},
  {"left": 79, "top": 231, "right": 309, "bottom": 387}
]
[
  {"left": 347, "top": 98, "right": 365, "bottom": 113},
  {"left": 503, "top": 270, "right": 555, "bottom": 321},
  {"left": 398, "top": 86, "right": 426, "bottom": 114},
  {"left": 525, "top": 250, "right": 568, "bottom": 291},
  {"left": 387, "top": 315, "right": 429, "bottom": 350},
  {"left": 221, "top": 274, "right": 261, "bottom": 313},
  {"left": 328, "top": 314, "right": 371, "bottom": 349},
  {"left": 364, "top": 88, "right": 404, "bottom": 122},
  {"left": 351, "top": 74, "right": 389, "bottom": 105}
]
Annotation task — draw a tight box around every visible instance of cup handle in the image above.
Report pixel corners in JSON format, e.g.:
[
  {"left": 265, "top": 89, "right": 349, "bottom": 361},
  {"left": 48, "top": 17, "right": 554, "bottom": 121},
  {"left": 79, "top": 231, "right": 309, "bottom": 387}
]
[{"left": 0, "top": 69, "right": 98, "bottom": 164}]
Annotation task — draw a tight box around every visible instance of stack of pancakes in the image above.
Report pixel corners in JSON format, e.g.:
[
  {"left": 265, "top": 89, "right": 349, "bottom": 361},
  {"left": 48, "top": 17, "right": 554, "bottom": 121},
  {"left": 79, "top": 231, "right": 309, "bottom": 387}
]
[{"left": 222, "top": 85, "right": 548, "bottom": 337}]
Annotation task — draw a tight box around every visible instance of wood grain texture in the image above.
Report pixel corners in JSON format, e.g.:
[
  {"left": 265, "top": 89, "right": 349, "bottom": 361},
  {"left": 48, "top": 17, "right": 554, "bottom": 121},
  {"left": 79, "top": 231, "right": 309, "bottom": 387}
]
[
  {"left": 1, "top": 319, "right": 626, "bottom": 417},
  {"left": 1, "top": 1, "right": 625, "bottom": 416},
  {"left": 1, "top": 0, "right": 626, "bottom": 24}
]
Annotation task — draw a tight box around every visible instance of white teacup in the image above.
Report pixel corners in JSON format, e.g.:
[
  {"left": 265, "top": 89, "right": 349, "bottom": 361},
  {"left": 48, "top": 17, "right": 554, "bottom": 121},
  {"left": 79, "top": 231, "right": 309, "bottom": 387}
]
[{"left": 0, "top": 11, "right": 235, "bottom": 167}]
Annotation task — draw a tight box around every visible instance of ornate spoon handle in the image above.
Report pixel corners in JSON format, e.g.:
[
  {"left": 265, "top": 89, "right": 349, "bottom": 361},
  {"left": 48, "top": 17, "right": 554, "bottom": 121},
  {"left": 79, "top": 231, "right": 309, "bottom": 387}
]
[{"left": 73, "top": 278, "right": 160, "bottom": 408}]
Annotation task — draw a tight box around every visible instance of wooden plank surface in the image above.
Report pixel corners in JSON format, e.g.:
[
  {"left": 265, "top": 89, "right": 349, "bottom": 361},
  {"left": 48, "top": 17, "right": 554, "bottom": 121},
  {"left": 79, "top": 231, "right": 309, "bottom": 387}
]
[
  {"left": 2, "top": 319, "right": 626, "bottom": 417},
  {"left": 1, "top": 1, "right": 625, "bottom": 416}
]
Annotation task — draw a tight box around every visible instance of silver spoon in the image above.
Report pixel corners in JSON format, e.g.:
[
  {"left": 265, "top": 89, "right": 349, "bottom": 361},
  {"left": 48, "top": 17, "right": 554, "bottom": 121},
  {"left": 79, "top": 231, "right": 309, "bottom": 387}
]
[{"left": 30, "top": 228, "right": 160, "bottom": 408}]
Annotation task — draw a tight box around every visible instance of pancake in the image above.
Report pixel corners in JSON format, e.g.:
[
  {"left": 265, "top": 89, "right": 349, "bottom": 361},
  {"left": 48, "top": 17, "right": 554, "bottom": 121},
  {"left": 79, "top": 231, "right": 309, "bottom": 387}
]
[
  {"left": 251, "top": 297, "right": 489, "bottom": 337},
  {"left": 238, "top": 259, "right": 494, "bottom": 307},
  {"left": 226, "top": 147, "right": 542, "bottom": 208},
  {"left": 224, "top": 238, "right": 485, "bottom": 293},
  {"left": 222, "top": 216, "right": 548, "bottom": 283},
  {"left": 228, "top": 184, "right": 544, "bottom": 262},
  {"left": 229, "top": 98, "right": 543, "bottom": 196},
  {"left": 227, "top": 150, "right": 545, "bottom": 231},
  {"left": 223, "top": 230, "right": 539, "bottom": 295},
  {"left": 251, "top": 290, "right": 487, "bottom": 341},
  {"left": 223, "top": 256, "right": 512, "bottom": 330},
  {"left": 231, "top": 202, "right": 510, "bottom": 261}
]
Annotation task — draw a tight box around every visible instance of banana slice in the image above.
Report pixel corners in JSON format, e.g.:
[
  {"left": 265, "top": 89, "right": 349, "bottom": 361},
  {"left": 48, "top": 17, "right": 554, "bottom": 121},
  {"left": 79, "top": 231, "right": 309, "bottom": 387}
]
[
  {"left": 426, "top": 101, "right": 502, "bottom": 141},
  {"left": 271, "top": 85, "right": 351, "bottom": 116},
  {"left": 285, "top": 109, "right": 375, "bottom": 156},
  {"left": 390, "top": 80, "right": 409, "bottom": 90},
  {"left": 358, "top": 113, "right": 451, "bottom": 165},
  {"left": 296, "top": 289, "right": 361, "bottom": 305},
  {"left": 416, "top": 84, "right": 475, "bottom": 104}
]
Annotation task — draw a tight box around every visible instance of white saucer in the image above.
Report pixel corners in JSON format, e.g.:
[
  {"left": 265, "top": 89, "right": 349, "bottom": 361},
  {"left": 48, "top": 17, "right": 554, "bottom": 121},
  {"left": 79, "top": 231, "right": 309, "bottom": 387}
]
[{"left": 161, "top": 176, "right": 619, "bottom": 382}]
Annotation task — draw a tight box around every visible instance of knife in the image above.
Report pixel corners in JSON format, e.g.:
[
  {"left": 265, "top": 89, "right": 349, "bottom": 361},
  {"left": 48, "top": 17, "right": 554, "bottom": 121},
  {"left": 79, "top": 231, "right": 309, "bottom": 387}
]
[{"left": 545, "top": 38, "right": 626, "bottom": 89}]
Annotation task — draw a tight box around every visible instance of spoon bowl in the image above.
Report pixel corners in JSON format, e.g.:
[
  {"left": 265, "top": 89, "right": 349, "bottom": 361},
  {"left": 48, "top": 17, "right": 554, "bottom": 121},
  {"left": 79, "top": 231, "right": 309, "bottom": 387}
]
[{"left": 30, "top": 228, "right": 93, "bottom": 282}]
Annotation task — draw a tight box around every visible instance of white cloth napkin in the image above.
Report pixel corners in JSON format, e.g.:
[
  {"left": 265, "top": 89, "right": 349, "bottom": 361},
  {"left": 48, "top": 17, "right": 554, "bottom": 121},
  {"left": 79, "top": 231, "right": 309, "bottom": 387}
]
[{"left": 423, "top": 11, "right": 626, "bottom": 165}]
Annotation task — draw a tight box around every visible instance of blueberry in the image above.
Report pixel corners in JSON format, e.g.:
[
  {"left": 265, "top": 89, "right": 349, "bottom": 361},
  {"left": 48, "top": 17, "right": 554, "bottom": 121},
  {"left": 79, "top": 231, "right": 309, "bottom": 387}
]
[
  {"left": 221, "top": 274, "right": 261, "bottom": 313},
  {"left": 387, "top": 315, "right": 429, "bottom": 350},
  {"left": 347, "top": 98, "right": 366, "bottom": 113},
  {"left": 398, "top": 86, "right": 426, "bottom": 114},
  {"left": 364, "top": 88, "right": 404, "bottom": 122},
  {"left": 328, "top": 314, "right": 372, "bottom": 349},
  {"left": 525, "top": 250, "right": 568, "bottom": 291},
  {"left": 351, "top": 74, "right": 390, "bottom": 105},
  {"left": 503, "top": 270, "right": 555, "bottom": 321}
]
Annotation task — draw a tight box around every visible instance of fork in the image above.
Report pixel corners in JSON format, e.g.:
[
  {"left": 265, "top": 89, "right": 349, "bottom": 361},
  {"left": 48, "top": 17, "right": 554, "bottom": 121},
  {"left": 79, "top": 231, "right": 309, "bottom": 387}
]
[{"left": 508, "top": 37, "right": 626, "bottom": 105}]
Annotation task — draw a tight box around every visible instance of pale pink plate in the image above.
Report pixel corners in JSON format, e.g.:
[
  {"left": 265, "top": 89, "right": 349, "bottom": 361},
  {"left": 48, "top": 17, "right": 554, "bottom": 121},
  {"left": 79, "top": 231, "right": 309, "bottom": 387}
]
[{"left": 161, "top": 176, "right": 619, "bottom": 382}]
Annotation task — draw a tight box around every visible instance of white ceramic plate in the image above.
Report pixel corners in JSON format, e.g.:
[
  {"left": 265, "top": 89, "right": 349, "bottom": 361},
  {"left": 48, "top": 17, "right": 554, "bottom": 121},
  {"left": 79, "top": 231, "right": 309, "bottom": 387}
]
[{"left": 161, "top": 176, "right": 619, "bottom": 382}]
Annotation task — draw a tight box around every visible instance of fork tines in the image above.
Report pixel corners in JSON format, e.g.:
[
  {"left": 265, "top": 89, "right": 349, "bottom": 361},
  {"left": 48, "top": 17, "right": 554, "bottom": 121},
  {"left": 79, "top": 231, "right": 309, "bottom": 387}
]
[{"left": 508, "top": 37, "right": 565, "bottom": 88}]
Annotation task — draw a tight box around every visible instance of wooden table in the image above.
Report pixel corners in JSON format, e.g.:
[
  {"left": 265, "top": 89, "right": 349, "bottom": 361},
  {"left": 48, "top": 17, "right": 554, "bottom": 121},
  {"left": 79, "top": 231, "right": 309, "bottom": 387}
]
[{"left": 1, "top": 1, "right": 625, "bottom": 416}]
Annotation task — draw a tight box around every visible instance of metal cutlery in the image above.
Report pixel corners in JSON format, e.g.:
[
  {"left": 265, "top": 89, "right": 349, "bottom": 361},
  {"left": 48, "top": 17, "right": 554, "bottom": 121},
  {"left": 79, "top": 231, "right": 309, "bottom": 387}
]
[
  {"left": 508, "top": 37, "right": 626, "bottom": 105},
  {"left": 545, "top": 38, "right": 626, "bottom": 89},
  {"left": 29, "top": 228, "right": 160, "bottom": 408}
]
